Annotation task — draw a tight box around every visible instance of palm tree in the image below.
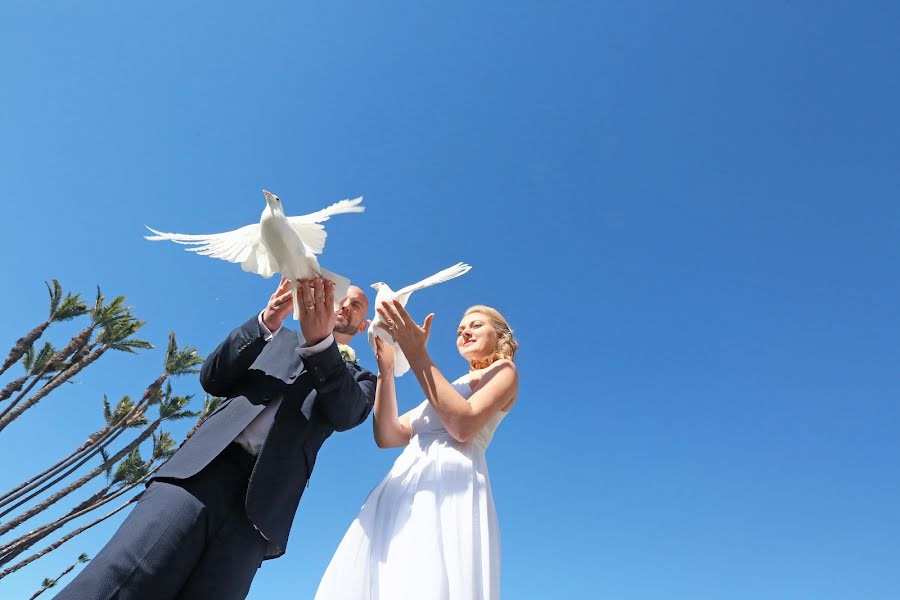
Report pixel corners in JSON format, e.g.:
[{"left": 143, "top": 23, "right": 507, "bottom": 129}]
[
  {"left": 0, "top": 291, "right": 153, "bottom": 433},
  {"left": 0, "top": 394, "right": 151, "bottom": 515},
  {"left": 26, "top": 553, "right": 89, "bottom": 599},
  {"left": 0, "top": 280, "right": 88, "bottom": 377},
  {"left": 0, "top": 280, "right": 208, "bottom": 577},
  {"left": 185, "top": 394, "right": 226, "bottom": 438},
  {"left": 0, "top": 431, "right": 180, "bottom": 568},
  {"left": 0, "top": 337, "right": 201, "bottom": 539}
]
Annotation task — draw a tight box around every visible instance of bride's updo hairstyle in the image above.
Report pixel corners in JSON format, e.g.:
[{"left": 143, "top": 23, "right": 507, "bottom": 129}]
[{"left": 464, "top": 305, "right": 518, "bottom": 371}]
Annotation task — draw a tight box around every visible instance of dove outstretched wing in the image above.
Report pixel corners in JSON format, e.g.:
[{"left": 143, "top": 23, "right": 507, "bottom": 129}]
[
  {"left": 287, "top": 196, "right": 365, "bottom": 254},
  {"left": 144, "top": 223, "right": 276, "bottom": 278},
  {"left": 395, "top": 263, "right": 472, "bottom": 299}
]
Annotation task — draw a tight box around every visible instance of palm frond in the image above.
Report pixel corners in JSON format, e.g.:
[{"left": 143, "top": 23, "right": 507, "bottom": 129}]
[
  {"left": 151, "top": 431, "right": 177, "bottom": 461},
  {"left": 159, "top": 393, "right": 197, "bottom": 420},
  {"left": 108, "top": 338, "right": 154, "bottom": 354},
  {"left": 22, "top": 346, "right": 35, "bottom": 372},
  {"left": 46, "top": 279, "right": 89, "bottom": 322},
  {"left": 164, "top": 332, "right": 204, "bottom": 376},
  {"left": 101, "top": 395, "right": 112, "bottom": 424},
  {"left": 112, "top": 449, "right": 147, "bottom": 485},
  {"left": 99, "top": 448, "right": 113, "bottom": 483},
  {"left": 45, "top": 280, "right": 63, "bottom": 317},
  {"left": 31, "top": 343, "right": 56, "bottom": 375}
]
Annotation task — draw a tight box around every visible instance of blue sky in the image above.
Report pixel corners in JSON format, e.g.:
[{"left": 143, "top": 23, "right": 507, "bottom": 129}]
[{"left": 1, "top": 1, "right": 899, "bottom": 598}]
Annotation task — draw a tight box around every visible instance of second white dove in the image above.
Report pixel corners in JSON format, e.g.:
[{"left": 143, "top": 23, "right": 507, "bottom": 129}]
[{"left": 369, "top": 262, "right": 472, "bottom": 377}]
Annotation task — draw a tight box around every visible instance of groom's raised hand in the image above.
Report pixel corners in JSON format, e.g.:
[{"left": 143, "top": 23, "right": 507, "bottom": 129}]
[
  {"left": 262, "top": 277, "right": 294, "bottom": 332},
  {"left": 297, "top": 278, "right": 336, "bottom": 346}
]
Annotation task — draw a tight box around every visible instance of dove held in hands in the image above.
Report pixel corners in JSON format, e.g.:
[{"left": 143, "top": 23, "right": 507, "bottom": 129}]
[{"left": 368, "top": 262, "right": 472, "bottom": 377}]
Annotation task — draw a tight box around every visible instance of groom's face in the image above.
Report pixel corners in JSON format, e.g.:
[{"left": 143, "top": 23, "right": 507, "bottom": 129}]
[{"left": 333, "top": 286, "right": 369, "bottom": 337}]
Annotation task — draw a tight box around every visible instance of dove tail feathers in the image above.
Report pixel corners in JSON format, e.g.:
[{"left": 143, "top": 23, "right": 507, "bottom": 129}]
[
  {"left": 320, "top": 269, "right": 351, "bottom": 309},
  {"left": 396, "top": 262, "right": 473, "bottom": 296},
  {"left": 291, "top": 284, "right": 301, "bottom": 321},
  {"left": 393, "top": 348, "right": 411, "bottom": 377}
]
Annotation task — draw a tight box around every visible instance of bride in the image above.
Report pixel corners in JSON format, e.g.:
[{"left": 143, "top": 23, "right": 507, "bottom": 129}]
[{"left": 313, "top": 300, "right": 519, "bottom": 599}]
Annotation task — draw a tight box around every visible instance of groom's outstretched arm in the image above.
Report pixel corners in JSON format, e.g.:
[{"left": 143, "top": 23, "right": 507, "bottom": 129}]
[
  {"left": 302, "top": 341, "right": 376, "bottom": 431},
  {"left": 199, "top": 314, "right": 270, "bottom": 398},
  {"left": 201, "top": 277, "right": 295, "bottom": 398}
]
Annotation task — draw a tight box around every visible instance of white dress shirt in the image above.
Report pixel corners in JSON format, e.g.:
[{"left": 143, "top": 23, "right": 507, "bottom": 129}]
[{"left": 232, "top": 312, "right": 334, "bottom": 456}]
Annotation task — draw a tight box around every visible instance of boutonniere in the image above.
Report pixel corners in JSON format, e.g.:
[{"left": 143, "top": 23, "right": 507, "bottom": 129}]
[{"left": 338, "top": 343, "right": 358, "bottom": 365}]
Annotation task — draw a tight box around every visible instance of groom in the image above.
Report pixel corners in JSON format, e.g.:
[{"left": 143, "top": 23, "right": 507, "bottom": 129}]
[{"left": 58, "top": 277, "right": 376, "bottom": 599}]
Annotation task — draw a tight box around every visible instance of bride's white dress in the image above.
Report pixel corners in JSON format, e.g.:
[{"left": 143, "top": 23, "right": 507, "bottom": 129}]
[{"left": 314, "top": 375, "right": 508, "bottom": 600}]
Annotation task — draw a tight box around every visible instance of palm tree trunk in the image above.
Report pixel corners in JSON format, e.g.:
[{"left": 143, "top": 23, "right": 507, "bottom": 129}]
[
  {"left": 0, "top": 464, "right": 161, "bottom": 566},
  {"left": 0, "top": 420, "right": 131, "bottom": 519},
  {"left": 26, "top": 554, "right": 85, "bottom": 600},
  {"left": 0, "top": 417, "right": 161, "bottom": 537},
  {"left": 0, "top": 436, "right": 104, "bottom": 507},
  {"left": 0, "top": 344, "right": 110, "bottom": 434},
  {"left": 44, "top": 326, "right": 93, "bottom": 373},
  {"left": 0, "top": 371, "right": 48, "bottom": 423},
  {"left": 0, "top": 492, "right": 140, "bottom": 580},
  {"left": 0, "top": 462, "right": 162, "bottom": 571},
  {"left": 0, "top": 374, "right": 28, "bottom": 402},
  {"left": 0, "top": 334, "right": 98, "bottom": 424},
  {"left": 0, "top": 322, "right": 50, "bottom": 377},
  {"left": 3, "top": 326, "right": 97, "bottom": 416},
  {"left": 0, "top": 374, "right": 165, "bottom": 509}
]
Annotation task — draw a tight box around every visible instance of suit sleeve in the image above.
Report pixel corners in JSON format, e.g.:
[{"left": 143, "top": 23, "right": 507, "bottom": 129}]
[
  {"left": 302, "top": 341, "right": 376, "bottom": 431},
  {"left": 199, "top": 314, "right": 270, "bottom": 398}
]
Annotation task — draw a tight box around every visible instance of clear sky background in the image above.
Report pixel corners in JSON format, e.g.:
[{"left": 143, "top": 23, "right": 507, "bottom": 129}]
[{"left": 1, "top": 1, "right": 899, "bottom": 599}]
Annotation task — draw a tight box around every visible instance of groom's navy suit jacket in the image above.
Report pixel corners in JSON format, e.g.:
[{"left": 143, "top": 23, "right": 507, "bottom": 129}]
[{"left": 153, "top": 314, "right": 376, "bottom": 559}]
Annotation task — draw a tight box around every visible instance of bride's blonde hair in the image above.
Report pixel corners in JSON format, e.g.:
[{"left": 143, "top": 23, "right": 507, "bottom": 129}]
[{"left": 463, "top": 305, "right": 518, "bottom": 370}]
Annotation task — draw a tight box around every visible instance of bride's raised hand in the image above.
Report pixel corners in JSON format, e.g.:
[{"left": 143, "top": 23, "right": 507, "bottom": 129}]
[
  {"left": 374, "top": 336, "right": 395, "bottom": 375},
  {"left": 377, "top": 299, "right": 434, "bottom": 362}
]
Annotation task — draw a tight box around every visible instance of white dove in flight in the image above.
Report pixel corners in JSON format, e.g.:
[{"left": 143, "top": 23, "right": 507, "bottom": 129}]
[
  {"left": 146, "top": 190, "right": 364, "bottom": 319},
  {"left": 369, "top": 262, "right": 472, "bottom": 377}
]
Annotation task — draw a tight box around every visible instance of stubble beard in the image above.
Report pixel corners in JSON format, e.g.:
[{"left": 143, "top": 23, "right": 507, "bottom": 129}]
[{"left": 332, "top": 315, "right": 362, "bottom": 337}]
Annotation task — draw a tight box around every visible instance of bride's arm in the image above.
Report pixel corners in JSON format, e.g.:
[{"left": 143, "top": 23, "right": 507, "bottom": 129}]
[
  {"left": 372, "top": 337, "right": 414, "bottom": 448},
  {"left": 408, "top": 354, "right": 517, "bottom": 443},
  {"left": 377, "top": 300, "right": 518, "bottom": 443}
]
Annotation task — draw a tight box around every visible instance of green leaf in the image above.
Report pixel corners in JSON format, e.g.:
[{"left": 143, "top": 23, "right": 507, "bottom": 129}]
[
  {"left": 159, "top": 392, "right": 197, "bottom": 420},
  {"left": 113, "top": 448, "right": 147, "bottom": 484},
  {"left": 22, "top": 345, "right": 35, "bottom": 372},
  {"left": 46, "top": 279, "right": 89, "bottom": 321},
  {"left": 152, "top": 431, "right": 177, "bottom": 460},
  {"left": 31, "top": 342, "right": 56, "bottom": 374},
  {"left": 202, "top": 395, "right": 225, "bottom": 418},
  {"left": 46, "top": 279, "right": 63, "bottom": 317},
  {"left": 164, "top": 332, "right": 204, "bottom": 376},
  {"left": 99, "top": 448, "right": 113, "bottom": 482}
]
